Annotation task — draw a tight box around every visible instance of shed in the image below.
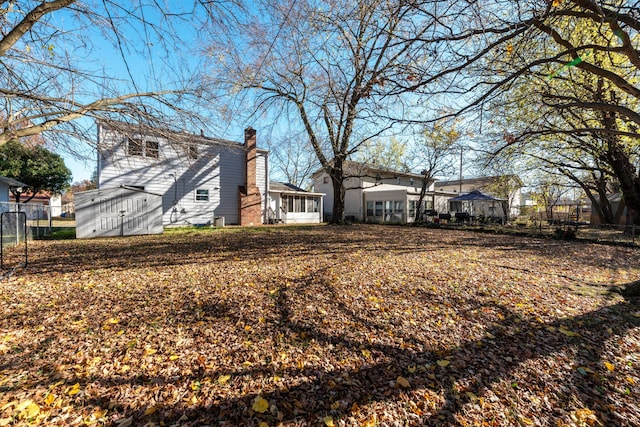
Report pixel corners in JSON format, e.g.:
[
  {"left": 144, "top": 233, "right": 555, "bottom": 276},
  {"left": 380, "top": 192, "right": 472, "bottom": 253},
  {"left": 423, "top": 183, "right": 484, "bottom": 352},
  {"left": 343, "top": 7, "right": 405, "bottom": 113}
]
[{"left": 75, "top": 186, "right": 163, "bottom": 238}]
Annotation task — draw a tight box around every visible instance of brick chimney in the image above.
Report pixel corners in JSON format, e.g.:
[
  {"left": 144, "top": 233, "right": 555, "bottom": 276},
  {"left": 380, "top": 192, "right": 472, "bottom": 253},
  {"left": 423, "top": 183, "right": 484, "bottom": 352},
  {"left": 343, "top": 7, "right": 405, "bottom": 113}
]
[{"left": 239, "top": 127, "right": 262, "bottom": 225}]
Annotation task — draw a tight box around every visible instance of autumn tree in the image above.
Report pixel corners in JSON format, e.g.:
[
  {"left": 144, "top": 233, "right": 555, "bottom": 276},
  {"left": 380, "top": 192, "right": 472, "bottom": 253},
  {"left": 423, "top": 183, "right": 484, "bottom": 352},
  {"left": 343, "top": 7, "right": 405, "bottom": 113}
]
[
  {"left": 0, "top": 140, "right": 71, "bottom": 203},
  {"left": 404, "top": 0, "right": 640, "bottom": 225},
  {"left": 355, "top": 138, "right": 408, "bottom": 172},
  {"left": 407, "top": 123, "right": 459, "bottom": 225},
  {"left": 206, "top": 0, "right": 435, "bottom": 223},
  {"left": 0, "top": 1, "right": 235, "bottom": 150}
]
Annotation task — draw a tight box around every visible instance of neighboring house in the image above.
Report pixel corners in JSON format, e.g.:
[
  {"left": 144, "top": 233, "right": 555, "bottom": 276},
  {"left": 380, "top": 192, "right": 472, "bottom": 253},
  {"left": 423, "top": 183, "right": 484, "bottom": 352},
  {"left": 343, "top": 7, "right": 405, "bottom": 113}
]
[
  {"left": 268, "top": 182, "right": 325, "bottom": 224},
  {"left": 96, "top": 121, "right": 268, "bottom": 228},
  {"left": 312, "top": 162, "right": 524, "bottom": 223},
  {"left": 9, "top": 192, "right": 63, "bottom": 218},
  {"left": 312, "top": 161, "right": 450, "bottom": 223},
  {"left": 0, "top": 176, "right": 27, "bottom": 211},
  {"left": 435, "top": 176, "right": 523, "bottom": 219}
]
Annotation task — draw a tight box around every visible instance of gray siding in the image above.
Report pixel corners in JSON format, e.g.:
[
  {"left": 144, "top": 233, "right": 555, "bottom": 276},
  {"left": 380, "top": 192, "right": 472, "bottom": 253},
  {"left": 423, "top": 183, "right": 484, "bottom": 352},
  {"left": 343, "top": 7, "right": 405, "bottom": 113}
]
[
  {"left": 75, "top": 187, "right": 163, "bottom": 238},
  {"left": 97, "top": 123, "right": 267, "bottom": 226}
]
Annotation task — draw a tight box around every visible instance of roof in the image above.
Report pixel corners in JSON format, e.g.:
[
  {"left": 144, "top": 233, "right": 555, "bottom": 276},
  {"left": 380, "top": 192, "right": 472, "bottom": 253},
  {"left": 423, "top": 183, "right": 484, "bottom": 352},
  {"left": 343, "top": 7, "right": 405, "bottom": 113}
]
[
  {"left": 0, "top": 176, "right": 27, "bottom": 187},
  {"left": 448, "top": 190, "right": 500, "bottom": 201},
  {"left": 77, "top": 185, "right": 163, "bottom": 197},
  {"left": 436, "top": 175, "right": 523, "bottom": 188},
  {"left": 312, "top": 160, "right": 427, "bottom": 181},
  {"left": 269, "top": 181, "right": 324, "bottom": 196},
  {"left": 98, "top": 120, "right": 268, "bottom": 153}
]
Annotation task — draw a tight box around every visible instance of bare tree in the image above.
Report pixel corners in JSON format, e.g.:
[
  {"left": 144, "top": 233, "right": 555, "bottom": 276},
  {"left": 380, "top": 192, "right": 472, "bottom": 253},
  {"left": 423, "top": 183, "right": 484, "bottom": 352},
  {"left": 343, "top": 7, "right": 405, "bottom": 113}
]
[
  {"left": 0, "top": 1, "right": 236, "bottom": 150},
  {"left": 266, "top": 132, "right": 319, "bottom": 189},
  {"left": 206, "top": 0, "right": 434, "bottom": 223}
]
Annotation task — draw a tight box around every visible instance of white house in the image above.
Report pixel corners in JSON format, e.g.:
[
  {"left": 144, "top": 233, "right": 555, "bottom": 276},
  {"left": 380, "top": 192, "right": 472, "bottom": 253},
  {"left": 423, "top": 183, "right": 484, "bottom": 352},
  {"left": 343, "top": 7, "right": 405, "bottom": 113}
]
[
  {"left": 96, "top": 121, "right": 268, "bottom": 228},
  {"left": 268, "top": 182, "right": 324, "bottom": 224},
  {"left": 312, "top": 162, "right": 450, "bottom": 223}
]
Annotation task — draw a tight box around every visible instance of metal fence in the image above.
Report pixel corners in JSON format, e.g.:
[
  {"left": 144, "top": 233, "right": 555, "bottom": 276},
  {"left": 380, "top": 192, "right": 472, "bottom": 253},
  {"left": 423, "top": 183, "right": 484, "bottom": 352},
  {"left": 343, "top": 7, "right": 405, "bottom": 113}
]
[
  {"left": 496, "top": 221, "right": 638, "bottom": 246},
  {"left": 0, "top": 201, "right": 55, "bottom": 243}
]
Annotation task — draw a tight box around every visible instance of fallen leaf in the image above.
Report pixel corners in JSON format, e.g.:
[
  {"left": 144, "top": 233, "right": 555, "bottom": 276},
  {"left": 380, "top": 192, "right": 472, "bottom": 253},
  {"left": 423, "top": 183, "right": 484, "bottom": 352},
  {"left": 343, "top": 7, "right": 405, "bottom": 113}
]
[
  {"left": 437, "top": 360, "right": 450, "bottom": 367},
  {"left": 144, "top": 406, "right": 157, "bottom": 416},
  {"left": 67, "top": 383, "right": 81, "bottom": 396},
  {"left": 252, "top": 396, "right": 269, "bottom": 413},
  {"left": 558, "top": 327, "right": 579, "bottom": 337},
  {"left": 397, "top": 376, "right": 410, "bottom": 388},
  {"left": 218, "top": 374, "right": 231, "bottom": 385},
  {"left": 604, "top": 361, "right": 615, "bottom": 372},
  {"left": 323, "top": 416, "right": 335, "bottom": 426}
]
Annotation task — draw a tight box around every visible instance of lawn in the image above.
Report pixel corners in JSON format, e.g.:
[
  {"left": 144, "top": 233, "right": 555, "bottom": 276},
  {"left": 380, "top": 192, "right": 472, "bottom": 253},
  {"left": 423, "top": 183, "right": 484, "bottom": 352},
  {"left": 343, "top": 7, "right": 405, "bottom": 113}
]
[{"left": 0, "top": 225, "right": 639, "bottom": 426}]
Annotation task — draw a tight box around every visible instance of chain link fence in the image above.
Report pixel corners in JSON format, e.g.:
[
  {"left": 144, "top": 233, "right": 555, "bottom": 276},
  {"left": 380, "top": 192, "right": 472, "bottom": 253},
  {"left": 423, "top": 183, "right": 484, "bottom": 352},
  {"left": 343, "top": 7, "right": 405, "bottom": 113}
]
[{"left": 0, "top": 201, "right": 57, "bottom": 244}]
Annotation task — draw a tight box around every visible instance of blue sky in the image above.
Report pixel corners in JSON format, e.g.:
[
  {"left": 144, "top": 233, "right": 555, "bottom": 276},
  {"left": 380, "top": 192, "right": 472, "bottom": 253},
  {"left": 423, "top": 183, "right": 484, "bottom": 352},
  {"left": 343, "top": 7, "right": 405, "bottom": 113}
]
[{"left": 51, "top": 2, "right": 249, "bottom": 183}]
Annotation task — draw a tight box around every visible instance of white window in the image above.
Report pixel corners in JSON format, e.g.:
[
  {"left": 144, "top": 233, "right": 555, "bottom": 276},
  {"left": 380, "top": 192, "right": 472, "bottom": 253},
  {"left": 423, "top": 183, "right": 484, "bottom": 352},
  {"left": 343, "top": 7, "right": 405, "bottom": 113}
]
[{"left": 195, "top": 189, "right": 209, "bottom": 201}]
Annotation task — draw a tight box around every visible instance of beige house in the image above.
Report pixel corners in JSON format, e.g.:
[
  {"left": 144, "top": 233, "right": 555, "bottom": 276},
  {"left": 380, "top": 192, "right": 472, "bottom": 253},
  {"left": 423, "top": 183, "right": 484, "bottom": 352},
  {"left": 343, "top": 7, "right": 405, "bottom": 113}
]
[{"left": 312, "top": 162, "right": 451, "bottom": 223}]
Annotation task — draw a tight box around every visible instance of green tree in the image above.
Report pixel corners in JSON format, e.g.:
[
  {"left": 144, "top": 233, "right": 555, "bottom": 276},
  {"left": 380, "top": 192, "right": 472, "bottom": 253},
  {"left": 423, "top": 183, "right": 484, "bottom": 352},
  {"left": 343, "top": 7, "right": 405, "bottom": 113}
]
[{"left": 0, "top": 140, "right": 71, "bottom": 203}]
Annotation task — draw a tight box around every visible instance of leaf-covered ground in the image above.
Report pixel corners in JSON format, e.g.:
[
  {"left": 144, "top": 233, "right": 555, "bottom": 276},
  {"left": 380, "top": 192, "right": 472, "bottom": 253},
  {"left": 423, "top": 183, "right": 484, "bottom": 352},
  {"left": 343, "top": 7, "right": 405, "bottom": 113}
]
[{"left": 1, "top": 224, "right": 639, "bottom": 426}]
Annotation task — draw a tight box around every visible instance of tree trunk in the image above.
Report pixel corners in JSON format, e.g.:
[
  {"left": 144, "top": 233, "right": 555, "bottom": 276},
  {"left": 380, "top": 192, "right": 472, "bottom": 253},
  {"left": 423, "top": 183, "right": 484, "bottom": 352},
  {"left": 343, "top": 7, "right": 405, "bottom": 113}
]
[
  {"left": 607, "top": 143, "right": 640, "bottom": 227},
  {"left": 329, "top": 166, "right": 347, "bottom": 224},
  {"left": 412, "top": 173, "right": 430, "bottom": 226}
]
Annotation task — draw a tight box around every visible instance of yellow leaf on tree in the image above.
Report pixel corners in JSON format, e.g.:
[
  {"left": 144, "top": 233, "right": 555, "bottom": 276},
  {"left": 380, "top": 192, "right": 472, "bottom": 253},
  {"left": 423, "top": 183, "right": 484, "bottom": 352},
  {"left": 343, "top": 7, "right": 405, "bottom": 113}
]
[
  {"left": 552, "top": 0, "right": 561, "bottom": 6},
  {"left": 397, "top": 376, "right": 410, "bottom": 388},
  {"left": 252, "top": 396, "right": 269, "bottom": 413},
  {"left": 604, "top": 361, "right": 615, "bottom": 372},
  {"left": 218, "top": 374, "right": 231, "bottom": 385},
  {"left": 323, "top": 416, "right": 335, "bottom": 426},
  {"left": 437, "top": 360, "right": 450, "bottom": 367}
]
